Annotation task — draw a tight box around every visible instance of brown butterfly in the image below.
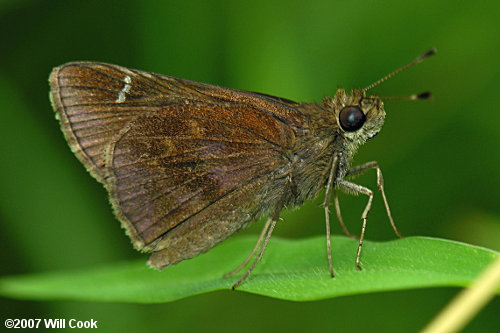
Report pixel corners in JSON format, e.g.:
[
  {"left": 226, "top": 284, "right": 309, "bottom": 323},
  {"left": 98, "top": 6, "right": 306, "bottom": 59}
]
[{"left": 49, "top": 49, "right": 435, "bottom": 289}]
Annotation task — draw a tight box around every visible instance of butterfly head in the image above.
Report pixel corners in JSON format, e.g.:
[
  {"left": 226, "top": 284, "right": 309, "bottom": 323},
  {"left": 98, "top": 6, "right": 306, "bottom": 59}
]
[{"left": 330, "top": 88, "right": 385, "bottom": 144}]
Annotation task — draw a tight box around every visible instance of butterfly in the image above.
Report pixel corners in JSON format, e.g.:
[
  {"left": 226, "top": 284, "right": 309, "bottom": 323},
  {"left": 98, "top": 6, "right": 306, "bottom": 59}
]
[{"left": 49, "top": 49, "right": 434, "bottom": 288}]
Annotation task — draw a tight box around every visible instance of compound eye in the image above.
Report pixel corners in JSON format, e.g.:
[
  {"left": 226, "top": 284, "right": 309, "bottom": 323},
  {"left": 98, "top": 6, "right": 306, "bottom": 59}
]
[{"left": 339, "top": 106, "right": 366, "bottom": 132}]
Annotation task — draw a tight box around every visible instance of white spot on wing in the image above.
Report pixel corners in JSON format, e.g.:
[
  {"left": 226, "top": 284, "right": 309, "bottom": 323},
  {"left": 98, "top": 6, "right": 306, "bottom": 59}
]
[
  {"left": 116, "top": 75, "right": 132, "bottom": 103},
  {"left": 116, "top": 92, "right": 126, "bottom": 103}
]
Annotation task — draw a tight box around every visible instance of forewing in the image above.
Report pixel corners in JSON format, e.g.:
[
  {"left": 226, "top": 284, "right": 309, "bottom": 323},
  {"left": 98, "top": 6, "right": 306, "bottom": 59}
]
[{"left": 49, "top": 62, "right": 305, "bottom": 183}]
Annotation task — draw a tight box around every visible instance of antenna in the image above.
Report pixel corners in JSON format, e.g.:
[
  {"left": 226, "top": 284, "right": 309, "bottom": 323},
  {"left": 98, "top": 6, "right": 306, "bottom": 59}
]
[{"left": 363, "top": 49, "right": 436, "bottom": 92}]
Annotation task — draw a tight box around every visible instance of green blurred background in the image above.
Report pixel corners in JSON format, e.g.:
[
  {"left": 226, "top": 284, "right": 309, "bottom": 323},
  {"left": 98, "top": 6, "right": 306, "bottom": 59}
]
[{"left": 1, "top": 0, "right": 498, "bottom": 332}]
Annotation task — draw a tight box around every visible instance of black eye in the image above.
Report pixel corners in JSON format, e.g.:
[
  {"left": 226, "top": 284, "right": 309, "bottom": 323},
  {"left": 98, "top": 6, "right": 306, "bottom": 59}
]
[{"left": 339, "top": 106, "right": 366, "bottom": 132}]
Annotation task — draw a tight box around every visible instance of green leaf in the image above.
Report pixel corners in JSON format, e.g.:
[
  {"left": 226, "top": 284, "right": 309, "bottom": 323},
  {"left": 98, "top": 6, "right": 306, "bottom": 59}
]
[{"left": 0, "top": 236, "right": 497, "bottom": 303}]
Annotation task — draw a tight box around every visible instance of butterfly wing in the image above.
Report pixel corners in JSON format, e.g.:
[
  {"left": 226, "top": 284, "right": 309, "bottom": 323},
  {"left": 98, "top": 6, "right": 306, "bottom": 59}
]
[{"left": 50, "top": 62, "right": 307, "bottom": 268}]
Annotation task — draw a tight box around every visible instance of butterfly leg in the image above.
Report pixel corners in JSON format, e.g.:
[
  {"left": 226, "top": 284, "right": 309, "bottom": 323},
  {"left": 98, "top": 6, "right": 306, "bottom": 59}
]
[
  {"left": 223, "top": 217, "right": 273, "bottom": 278},
  {"left": 345, "top": 161, "right": 403, "bottom": 238},
  {"left": 323, "top": 154, "right": 339, "bottom": 277},
  {"left": 231, "top": 216, "right": 278, "bottom": 290},
  {"left": 336, "top": 180, "right": 374, "bottom": 270},
  {"left": 333, "top": 188, "right": 356, "bottom": 238}
]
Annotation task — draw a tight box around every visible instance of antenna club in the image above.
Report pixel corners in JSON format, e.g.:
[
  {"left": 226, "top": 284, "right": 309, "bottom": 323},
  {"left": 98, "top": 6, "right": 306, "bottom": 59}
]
[
  {"left": 417, "top": 91, "right": 432, "bottom": 99},
  {"left": 381, "top": 91, "right": 433, "bottom": 101},
  {"left": 421, "top": 48, "right": 437, "bottom": 59}
]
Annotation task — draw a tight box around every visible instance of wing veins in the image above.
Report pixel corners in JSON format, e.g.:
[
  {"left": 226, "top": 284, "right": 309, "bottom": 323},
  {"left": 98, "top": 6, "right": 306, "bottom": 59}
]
[
  {"left": 145, "top": 167, "right": 273, "bottom": 245},
  {"left": 88, "top": 63, "right": 165, "bottom": 94},
  {"left": 140, "top": 158, "right": 275, "bottom": 237}
]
